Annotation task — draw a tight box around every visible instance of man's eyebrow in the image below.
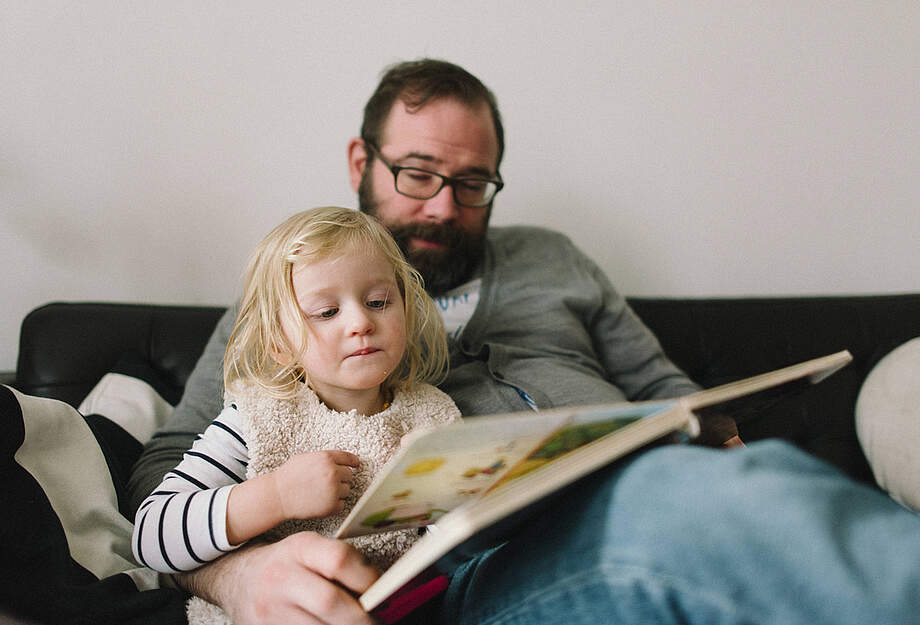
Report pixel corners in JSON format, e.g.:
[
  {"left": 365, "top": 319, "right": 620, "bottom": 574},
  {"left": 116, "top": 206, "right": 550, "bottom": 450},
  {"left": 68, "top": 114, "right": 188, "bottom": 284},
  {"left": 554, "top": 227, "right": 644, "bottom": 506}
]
[
  {"left": 398, "top": 151, "right": 496, "bottom": 178},
  {"left": 399, "top": 150, "right": 440, "bottom": 164}
]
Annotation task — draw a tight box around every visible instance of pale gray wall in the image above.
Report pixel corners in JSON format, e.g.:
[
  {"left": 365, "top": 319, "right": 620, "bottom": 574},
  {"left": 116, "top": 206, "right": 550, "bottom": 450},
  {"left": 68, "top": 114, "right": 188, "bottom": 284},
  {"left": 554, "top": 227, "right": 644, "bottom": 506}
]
[{"left": 2, "top": 1, "right": 918, "bottom": 372}]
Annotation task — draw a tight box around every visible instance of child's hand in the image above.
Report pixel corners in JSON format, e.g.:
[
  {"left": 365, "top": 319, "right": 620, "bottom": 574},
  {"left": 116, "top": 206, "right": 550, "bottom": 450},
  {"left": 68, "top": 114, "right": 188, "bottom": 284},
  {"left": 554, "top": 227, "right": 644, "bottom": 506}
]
[{"left": 272, "top": 450, "right": 360, "bottom": 520}]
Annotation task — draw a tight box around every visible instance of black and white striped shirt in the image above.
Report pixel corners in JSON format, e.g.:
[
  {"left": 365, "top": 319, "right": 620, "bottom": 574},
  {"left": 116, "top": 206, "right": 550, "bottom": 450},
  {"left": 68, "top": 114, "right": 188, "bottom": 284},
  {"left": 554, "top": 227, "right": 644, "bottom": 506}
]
[{"left": 132, "top": 406, "right": 246, "bottom": 573}]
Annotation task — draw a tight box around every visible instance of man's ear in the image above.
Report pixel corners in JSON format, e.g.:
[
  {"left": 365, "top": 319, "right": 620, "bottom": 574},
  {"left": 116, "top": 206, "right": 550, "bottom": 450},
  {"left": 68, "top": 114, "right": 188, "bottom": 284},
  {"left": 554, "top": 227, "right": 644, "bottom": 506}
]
[{"left": 347, "top": 137, "right": 368, "bottom": 193}]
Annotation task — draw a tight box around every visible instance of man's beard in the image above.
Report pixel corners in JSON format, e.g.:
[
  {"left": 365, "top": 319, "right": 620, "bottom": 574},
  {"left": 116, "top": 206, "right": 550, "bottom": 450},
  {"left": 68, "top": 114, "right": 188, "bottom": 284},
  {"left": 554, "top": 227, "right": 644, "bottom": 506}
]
[{"left": 359, "top": 169, "right": 487, "bottom": 296}]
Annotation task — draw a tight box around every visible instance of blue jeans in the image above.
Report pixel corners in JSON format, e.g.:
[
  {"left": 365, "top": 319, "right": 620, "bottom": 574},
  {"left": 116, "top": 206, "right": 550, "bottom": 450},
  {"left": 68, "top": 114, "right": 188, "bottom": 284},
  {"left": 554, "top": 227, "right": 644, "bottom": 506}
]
[{"left": 439, "top": 440, "right": 920, "bottom": 624}]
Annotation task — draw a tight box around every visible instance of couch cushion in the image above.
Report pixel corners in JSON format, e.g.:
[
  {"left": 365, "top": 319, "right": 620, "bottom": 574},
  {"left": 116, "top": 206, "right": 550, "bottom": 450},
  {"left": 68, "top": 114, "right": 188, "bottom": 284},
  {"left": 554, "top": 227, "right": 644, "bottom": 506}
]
[
  {"left": 0, "top": 385, "right": 186, "bottom": 624},
  {"left": 855, "top": 337, "right": 920, "bottom": 512}
]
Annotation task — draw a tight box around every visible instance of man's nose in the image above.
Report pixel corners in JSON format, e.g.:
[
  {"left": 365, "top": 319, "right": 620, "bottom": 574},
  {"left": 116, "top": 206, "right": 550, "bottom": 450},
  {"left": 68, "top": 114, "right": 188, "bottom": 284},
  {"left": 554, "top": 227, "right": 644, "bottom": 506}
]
[{"left": 420, "top": 184, "right": 459, "bottom": 222}]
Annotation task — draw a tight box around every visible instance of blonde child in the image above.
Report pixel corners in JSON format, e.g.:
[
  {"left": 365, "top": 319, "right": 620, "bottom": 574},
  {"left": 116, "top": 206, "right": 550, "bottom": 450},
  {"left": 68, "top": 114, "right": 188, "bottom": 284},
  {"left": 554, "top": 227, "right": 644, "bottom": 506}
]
[{"left": 132, "top": 207, "right": 460, "bottom": 620}]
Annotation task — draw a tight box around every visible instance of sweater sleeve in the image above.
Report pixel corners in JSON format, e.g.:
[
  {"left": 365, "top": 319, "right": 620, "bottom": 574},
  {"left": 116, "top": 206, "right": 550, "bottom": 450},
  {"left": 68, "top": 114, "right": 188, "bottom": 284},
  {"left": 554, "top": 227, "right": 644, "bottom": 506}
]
[
  {"left": 581, "top": 253, "right": 701, "bottom": 400},
  {"left": 131, "top": 405, "right": 248, "bottom": 573}
]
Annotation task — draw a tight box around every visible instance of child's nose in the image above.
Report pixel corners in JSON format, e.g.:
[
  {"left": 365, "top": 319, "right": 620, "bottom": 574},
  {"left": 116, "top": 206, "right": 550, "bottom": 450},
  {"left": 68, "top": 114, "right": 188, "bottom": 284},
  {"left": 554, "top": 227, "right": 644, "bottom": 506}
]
[{"left": 348, "top": 308, "right": 374, "bottom": 335}]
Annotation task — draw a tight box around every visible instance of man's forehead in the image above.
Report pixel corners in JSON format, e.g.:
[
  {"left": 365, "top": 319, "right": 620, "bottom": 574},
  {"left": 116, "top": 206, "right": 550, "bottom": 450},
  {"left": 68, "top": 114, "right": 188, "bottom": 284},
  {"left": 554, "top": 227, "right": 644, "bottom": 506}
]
[{"left": 379, "top": 97, "right": 499, "bottom": 169}]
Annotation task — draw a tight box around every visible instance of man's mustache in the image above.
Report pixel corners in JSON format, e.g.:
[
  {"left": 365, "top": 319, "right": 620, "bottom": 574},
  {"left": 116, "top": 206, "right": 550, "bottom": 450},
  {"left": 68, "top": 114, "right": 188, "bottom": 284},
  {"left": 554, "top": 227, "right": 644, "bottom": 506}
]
[{"left": 390, "top": 223, "right": 462, "bottom": 246}]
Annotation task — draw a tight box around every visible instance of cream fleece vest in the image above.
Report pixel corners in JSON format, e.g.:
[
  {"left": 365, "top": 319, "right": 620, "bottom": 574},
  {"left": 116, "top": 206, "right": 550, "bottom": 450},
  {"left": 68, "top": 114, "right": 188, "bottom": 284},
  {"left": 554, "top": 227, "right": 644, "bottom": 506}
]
[{"left": 186, "top": 382, "right": 460, "bottom": 625}]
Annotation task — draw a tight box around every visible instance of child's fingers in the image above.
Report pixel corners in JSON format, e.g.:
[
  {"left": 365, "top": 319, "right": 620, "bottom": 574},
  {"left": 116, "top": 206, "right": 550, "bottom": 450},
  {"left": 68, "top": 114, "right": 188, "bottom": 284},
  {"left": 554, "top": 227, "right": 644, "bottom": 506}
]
[
  {"left": 322, "top": 449, "right": 361, "bottom": 467},
  {"left": 334, "top": 465, "right": 355, "bottom": 484}
]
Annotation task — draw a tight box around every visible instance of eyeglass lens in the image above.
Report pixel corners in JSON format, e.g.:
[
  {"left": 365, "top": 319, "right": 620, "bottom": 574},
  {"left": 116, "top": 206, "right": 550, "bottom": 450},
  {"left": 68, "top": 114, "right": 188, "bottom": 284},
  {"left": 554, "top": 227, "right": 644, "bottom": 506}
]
[{"left": 395, "top": 169, "right": 496, "bottom": 207}]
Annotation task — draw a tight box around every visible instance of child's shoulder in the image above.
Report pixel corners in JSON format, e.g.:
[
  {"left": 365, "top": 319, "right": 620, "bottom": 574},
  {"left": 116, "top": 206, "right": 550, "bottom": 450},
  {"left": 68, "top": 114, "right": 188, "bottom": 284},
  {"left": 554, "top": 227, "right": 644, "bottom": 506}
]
[
  {"left": 395, "top": 383, "right": 462, "bottom": 424},
  {"left": 394, "top": 382, "right": 452, "bottom": 404}
]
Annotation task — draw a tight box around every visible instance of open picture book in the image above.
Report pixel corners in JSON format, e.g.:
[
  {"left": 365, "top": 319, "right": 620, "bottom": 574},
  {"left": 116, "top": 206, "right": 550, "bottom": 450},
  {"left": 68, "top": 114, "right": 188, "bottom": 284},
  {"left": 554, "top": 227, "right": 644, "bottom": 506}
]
[{"left": 341, "top": 350, "right": 852, "bottom": 623}]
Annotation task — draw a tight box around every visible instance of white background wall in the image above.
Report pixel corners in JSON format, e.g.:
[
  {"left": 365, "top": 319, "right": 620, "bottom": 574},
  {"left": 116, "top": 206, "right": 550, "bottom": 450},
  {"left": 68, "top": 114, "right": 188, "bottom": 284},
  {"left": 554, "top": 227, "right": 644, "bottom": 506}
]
[{"left": 2, "top": 1, "right": 918, "bottom": 372}]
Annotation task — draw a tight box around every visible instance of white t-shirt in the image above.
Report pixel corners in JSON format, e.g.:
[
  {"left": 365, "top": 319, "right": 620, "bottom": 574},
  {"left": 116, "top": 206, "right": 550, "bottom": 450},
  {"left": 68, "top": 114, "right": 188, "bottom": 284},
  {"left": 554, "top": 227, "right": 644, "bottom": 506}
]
[
  {"left": 431, "top": 278, "right": 537, "bottom": 411},
  {"left": 432, "top": 278, "right": 481, "bottom": 340}
]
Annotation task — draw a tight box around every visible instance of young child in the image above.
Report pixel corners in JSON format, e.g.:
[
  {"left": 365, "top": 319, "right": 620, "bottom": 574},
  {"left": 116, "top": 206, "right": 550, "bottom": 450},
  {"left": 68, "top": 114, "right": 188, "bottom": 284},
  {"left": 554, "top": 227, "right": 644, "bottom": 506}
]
[{"left": 132, "top": 207, "right": 460, "bottom": 595}]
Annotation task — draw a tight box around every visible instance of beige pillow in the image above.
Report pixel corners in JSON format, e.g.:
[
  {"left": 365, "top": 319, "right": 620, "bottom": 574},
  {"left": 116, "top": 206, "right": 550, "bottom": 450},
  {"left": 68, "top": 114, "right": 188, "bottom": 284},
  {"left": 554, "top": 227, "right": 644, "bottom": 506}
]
[{"left": 855, "top": 337, "right": 920, "bottom": 512}]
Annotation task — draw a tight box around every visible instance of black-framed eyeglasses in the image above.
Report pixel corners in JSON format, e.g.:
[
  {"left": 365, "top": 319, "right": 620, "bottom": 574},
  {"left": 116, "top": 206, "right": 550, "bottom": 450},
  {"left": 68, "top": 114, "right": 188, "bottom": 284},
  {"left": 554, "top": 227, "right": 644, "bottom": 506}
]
[{"left": 365, "top": 140, "right": 503, "bottom": 208}]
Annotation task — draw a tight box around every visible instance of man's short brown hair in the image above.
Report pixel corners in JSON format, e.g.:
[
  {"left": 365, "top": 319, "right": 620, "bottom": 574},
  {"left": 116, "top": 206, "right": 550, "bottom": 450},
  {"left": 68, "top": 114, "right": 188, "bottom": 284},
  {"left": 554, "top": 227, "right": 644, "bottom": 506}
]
[{"left": 361, "top": 58, "right": 505, "bottom": 169}]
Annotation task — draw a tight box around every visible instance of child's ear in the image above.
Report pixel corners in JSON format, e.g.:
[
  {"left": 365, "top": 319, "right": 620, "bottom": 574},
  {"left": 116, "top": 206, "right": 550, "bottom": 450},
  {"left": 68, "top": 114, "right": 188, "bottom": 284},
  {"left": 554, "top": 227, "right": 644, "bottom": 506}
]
[
  {"left": 268, "top": 339, "right": 294, "bottom": 366},
  {"left": 274, "top": 305, "right": 304, "bottom": 365}
]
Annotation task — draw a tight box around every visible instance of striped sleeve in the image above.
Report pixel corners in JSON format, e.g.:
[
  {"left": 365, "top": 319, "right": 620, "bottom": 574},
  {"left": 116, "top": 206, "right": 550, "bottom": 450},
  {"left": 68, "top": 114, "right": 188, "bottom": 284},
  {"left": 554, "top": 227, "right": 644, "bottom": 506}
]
[{"left": 132, "top": 405, "right": 248, "bottom": 573}]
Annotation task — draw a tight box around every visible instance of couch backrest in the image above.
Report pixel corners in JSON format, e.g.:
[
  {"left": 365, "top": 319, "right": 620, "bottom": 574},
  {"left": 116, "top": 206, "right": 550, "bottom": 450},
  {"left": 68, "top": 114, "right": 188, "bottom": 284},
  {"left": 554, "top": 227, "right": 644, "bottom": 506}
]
[
  {"left": 15, "top": 302, "right": 226, "bottom": 408},
  {"left": 630, "top": 294, "right": 920, "bottom": 484},
  {"left": 14, "top": 295, "right": 920, "bottom": 484}
]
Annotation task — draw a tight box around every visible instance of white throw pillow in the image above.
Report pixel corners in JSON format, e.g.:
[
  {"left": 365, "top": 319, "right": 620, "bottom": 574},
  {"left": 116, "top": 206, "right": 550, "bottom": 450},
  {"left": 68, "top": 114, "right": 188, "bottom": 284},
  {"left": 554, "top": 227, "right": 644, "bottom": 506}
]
[
  {"left": 79, "top": 371, "right": 174, "bottom": 444},
  {"left": 855, "top": 337, "right": 920, "bottom": 512}
]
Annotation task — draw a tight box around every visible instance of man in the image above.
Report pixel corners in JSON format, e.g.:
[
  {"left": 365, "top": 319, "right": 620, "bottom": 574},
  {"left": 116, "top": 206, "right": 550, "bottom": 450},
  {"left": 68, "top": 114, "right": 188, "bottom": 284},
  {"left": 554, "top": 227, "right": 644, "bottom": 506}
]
[
  {"left": 129, "top": 60, "right": 730, "bottom": 508},
  {"left": 129, "top": 60, "right": 920, "bottom": 625}
]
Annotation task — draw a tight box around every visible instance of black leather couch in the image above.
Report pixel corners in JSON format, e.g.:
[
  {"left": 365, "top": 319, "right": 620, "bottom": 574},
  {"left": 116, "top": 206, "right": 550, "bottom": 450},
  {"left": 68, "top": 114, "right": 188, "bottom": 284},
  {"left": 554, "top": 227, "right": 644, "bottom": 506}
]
[{"left": 12, "top": 295, "right": 920, "bottom": 485}]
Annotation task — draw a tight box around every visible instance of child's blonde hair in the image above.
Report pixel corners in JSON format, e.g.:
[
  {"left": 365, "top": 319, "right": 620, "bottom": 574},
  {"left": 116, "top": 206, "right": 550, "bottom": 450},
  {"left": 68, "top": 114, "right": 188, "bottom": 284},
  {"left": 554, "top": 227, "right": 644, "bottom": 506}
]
[{"left": 224, "top": 206, "right": 449, "bottom": 399}]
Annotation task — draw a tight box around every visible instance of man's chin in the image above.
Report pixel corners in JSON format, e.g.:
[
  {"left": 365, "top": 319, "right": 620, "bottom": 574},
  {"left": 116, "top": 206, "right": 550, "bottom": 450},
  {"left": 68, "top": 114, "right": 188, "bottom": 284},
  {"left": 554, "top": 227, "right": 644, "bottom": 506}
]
[
  {"left": 406, "top": 247, "right": 448, "bottom": 274},
  {"left": 408, "top": 249, "right": 473, "bottom": 296}
]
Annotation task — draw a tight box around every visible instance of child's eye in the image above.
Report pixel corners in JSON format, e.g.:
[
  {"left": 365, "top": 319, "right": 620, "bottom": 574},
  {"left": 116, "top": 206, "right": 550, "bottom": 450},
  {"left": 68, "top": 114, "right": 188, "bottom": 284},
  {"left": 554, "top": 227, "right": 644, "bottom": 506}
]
[
  {"left": 315, "top": 307, "right": 338, "bottom": 319},
  {"left": 367, "top": 299, "right": 387, "bottom": 310}
]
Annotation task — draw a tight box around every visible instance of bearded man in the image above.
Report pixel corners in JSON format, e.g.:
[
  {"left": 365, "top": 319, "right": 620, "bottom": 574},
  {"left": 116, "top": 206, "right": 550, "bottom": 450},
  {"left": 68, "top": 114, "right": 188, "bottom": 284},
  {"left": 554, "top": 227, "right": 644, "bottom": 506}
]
[{"left": 128, "top": 59, "right": 918, "bottom": 625}]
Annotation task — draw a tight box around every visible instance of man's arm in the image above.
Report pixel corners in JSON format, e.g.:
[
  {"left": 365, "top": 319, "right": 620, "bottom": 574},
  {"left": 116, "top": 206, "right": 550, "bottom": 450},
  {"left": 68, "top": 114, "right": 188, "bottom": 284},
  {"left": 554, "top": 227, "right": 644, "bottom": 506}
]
[
  {"left": 581, "top": 256, "right": 700, "bottom": 401},
  {"left": 176, "top": 533, "right": 379, "bottom": 625},
  {"left": 127, "top": 304, "right": 239, "bottom": 515},
  {"left": 581, "top": 253, "right": 741, "bottom": 444}
]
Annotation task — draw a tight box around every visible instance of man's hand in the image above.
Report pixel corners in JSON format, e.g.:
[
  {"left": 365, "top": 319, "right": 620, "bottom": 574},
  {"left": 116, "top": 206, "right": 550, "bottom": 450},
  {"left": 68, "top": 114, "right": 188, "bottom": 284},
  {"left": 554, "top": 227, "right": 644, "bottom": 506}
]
[
  {"left": 695, "top": 412, "right": 744, "bottom": 448},
  {"left": 177, "top": 532, "right": 380, "bottom": 625}
]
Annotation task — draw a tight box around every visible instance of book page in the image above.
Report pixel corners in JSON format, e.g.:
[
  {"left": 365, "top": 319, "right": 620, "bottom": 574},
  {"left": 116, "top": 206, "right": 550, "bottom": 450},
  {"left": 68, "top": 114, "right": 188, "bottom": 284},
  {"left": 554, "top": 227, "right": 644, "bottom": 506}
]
[
  {"left": 359, "top": 401, "right": 694, "bottom": 615},
  {"left": 337, "top": 400, "right": 677, "bottom": 538},
  {"left": 486, "top": 401, "right": 674, "bottom": 490}
]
